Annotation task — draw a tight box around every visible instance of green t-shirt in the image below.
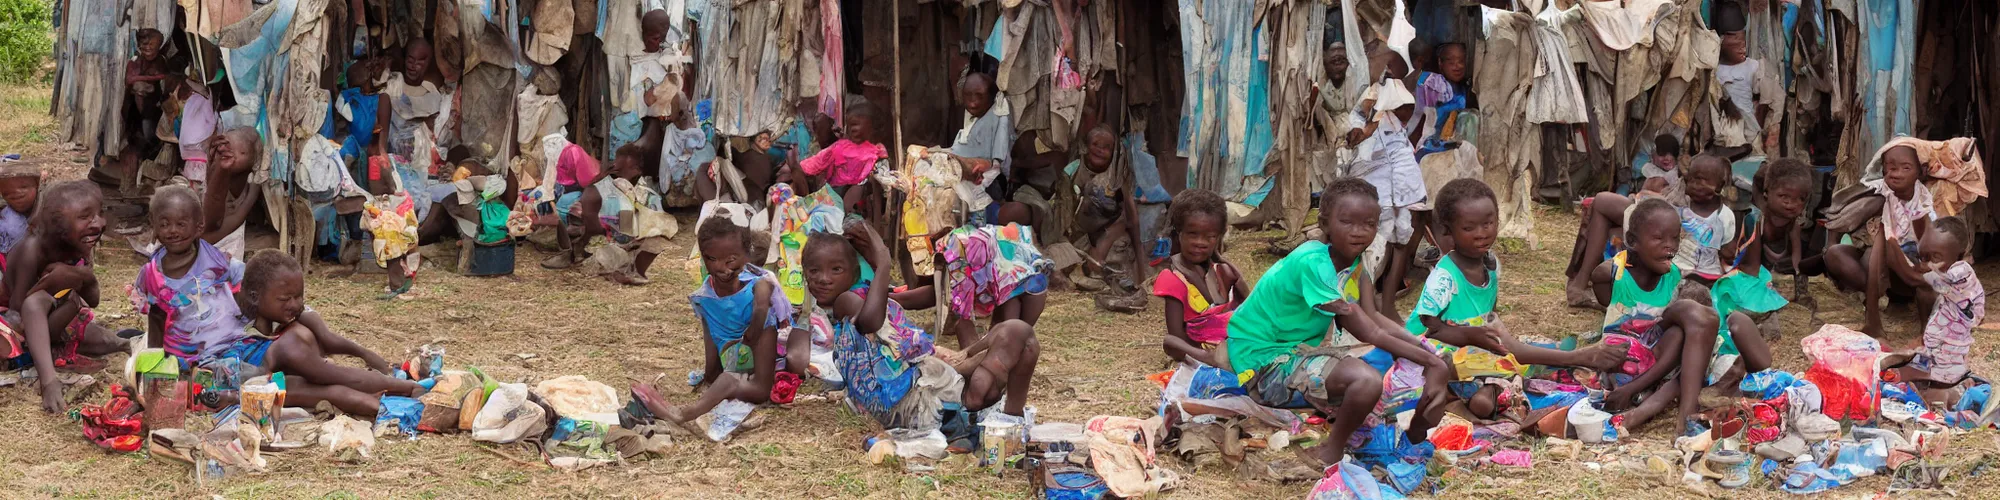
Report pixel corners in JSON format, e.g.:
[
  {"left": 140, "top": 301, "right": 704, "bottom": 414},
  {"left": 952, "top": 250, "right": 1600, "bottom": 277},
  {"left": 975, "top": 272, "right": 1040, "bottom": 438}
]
[
  {"left": 1226, "top": 240, "right": 1364, "bottom": 375},
  {"left": 1403, "top": 254, "right": 1499, "bottom": 336}
]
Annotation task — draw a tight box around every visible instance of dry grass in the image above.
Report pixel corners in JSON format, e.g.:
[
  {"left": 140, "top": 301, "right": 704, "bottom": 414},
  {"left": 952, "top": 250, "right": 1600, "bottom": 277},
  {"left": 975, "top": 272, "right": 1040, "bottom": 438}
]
[{"left": 5, "top": 82, "right": 2000, "bottom": 498}]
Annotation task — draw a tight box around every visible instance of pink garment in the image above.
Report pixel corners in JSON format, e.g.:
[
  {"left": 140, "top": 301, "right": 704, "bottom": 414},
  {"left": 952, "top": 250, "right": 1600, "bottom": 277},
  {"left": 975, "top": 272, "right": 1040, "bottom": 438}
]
[
  {"left": 800, "top": 139, "right": 886, "bottom": 187},
  {"left": 1489, "top": 449, "right": 1534, "bottom": 468},
  {"left": 178, "top": 92, "right": 217, "bottom": 162},
  {"left": 1921, "top": 261, "right": 1983, "bottom": 382},
  {"left": 818, "top": 0, "right": 844, "bottom": 127},
  {"left": 555, "top": 143, "right": 600, "bottom": 188}
]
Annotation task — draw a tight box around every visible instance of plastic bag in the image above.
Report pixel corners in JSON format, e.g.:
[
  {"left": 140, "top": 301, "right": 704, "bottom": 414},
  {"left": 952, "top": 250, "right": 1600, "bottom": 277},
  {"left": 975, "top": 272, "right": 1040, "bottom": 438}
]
[
  {"left": 374, "top": 395, "right": 423, "bottom": 437},
  {"left": 705, "top": 399, "right": 755, "bottom": 442},
  {"left": 318, "top": 415, "right": 375, "bottom": 460},
  {"left": 533, "top": 375, "right": 621, "bottom": 426},
  {"left": 471, "top": 383, "right": 548, "bottom": 444},
  {"left": 1307, "top": 460, "right": 1407, "bottom": 500},
  {"left": 239, "top": 376, "right": 284, "bottom": 440},
  {"left": 547, "top": 417, "right": 617, "bottom": 471}
]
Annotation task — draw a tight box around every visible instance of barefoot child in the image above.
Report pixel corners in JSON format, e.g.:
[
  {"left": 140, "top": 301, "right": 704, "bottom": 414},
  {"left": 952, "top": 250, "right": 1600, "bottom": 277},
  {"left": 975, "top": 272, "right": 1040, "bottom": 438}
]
[
  {"left": 1155, "top": 189, "right": 1245, "bottom": 371},
  {"left": 1226, "top": 177, "right": 1452, "bottom": 465},
  {"left": 213, "top": 251, "right": 422, "bottom": 416},
  {"left": 130, "top": 186, "right": 247, "bottom": 363},
  {"left": 5, "top": 181, "right": 128, "bottom": 412},
  {"left": 1406, "top": 179, "right": 1626, "bottom": 420},
  {"left": 567, "top": 145, "right": 674, "bottom": 285},
  {"left": 796, "top": 104, "right": 888, "bottom": 215},
  {"left": 1589, "top": 200, "right": 1762, "bottom": 435},
  {"left": 1879, "top": 216, "right": 1983, "bottom": 403},
  {"left": 637, "top": 219, "right": 806, "bottom": 427},
  {"left": 809, "top": 220, "right": 1041, "bottom": 430},
  {"left": 1563, "top": 155, "right": 1734, "bottom": 306},
  {"left": 1822, "top": 144, "right": 1932, "bottom": 336},
  {"left": 1348, "top": 72, "right": 1427, "bottom": 318},
  {"left": 1727, "top": 158, "right": 1819, "bottom": 322}
]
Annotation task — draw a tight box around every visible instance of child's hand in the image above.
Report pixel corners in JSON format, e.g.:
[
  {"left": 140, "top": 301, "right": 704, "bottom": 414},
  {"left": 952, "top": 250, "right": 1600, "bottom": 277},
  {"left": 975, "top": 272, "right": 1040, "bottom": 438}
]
[
  {"left": 844, "top": 219, "right": 890, "bottom": 264},
  {"left": 34, "top": 262, "right": 94, "bottom": 295},
  {"left": 40, "top": 380, "right": 65, "bottom": 413},
  {"left": 1469, "top": 327, "right": 1509, "bottom": 356}
]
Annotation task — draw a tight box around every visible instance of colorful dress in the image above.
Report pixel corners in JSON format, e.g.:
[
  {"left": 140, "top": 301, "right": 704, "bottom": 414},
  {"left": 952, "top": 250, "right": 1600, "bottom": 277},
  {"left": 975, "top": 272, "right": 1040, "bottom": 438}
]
[
  {"left": 1918, "top": 261, "right": 1983, "bottom": 383},
  {"left": 129, "top": 241, "right": 246, "bottom": 362},
  {"left": 1867, "top": 178, "right": 1934, "bottom": 261},
  {"left": 689, "top": 265, "right": 794, "bottom": 373},
  {"left": 1404, "top": 253, "right": 1520, "bottom": 380},
  {"left": 363, "top": 192, "right": 420, "bottom": 275},
  {"left": 1674, "top": 204, "right": 1736, "bottom": 281},
  {"left": 1151, "top": 262, "right": 1238, "bottom": 348},
  {"left": 799, "top": 139, "right": 887, "bottom": 187},
  {"left": 828, "top": 292, "right": 942, "bottom": 429},
  {"left": 936, "top": 224, "right": 1052, "bottom": 319},
  {"left": 1595, "top": 251, "right": 1683, "bottom": 376}
]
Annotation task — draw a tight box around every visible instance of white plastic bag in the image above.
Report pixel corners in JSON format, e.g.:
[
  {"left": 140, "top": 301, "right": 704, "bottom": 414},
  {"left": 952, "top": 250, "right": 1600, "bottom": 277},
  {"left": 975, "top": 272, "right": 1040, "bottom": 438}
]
[
  {"left": 472, "top": 383, "right": 548, "bottom": 444},
  {"left": 318, "top": 415, "right": 375, "bottom": 460}
]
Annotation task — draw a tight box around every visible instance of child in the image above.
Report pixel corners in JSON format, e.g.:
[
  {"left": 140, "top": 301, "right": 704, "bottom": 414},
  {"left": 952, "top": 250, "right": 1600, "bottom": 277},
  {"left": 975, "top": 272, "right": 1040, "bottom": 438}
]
[
  {"left": 1589, "top": 199, "right": 1751, "bottom": 436},
  {"left": 1155, "top": 188, "right": 1246, "bottom": 371},
  {"left": 213, "top": 251, "right": 421, "bottom": 416},
  {"left": 0, "top": 161, "right": 40, "bottom": 255},
  {"left": 1070, "top": 125, "right": 1148, "bottom": 300},
  {"left": 173, "top": 75, "right": 220, "bottom": 191},
  {"left": 1822, "top": 144, "right": 1931, "bottom": 336},
  {"left": 383, "top": 39, "right": 446, "bottom": 167},
  {"left": 797, "top": 104, "right": 888, "bottom": 214},
  {"left": 131, "top": 186, "right": 246, "bottom": 363},
  {"left": 1638, "top": 134, "right": 1684, "bottom": 204},
  {"left": 362, "top": 170, "right": 422, "bottom": 299},
  {"left": 197, "top": 127, "right": 263, "bottom": 258},
  {"left": 950, "top": 72, "right": 1031, "bottom": 227},
  {"left": 1563, "top": 155, "right": 1735, "bottom": 306},
  {"left": 812, "top": 220, "right": 1041, "bottom": 431},
  {"left": 1406, "top": 179, "right": 1625, "bottom": 420},
  {"left": 330, "top": 58, "right": 392, "bottom": 171},
  {"left": 565, "top": 145, "right": 674, "bottom": 284},
  {"left": 125, "top": 29, "right": 171, "bottom": 139},
  {"left": 1880, "top": 216, "right": 1983, "bottom": 402},
  {"left": 1709, "top": 3, "right": 1781, "bottom": 158},
  {"left": 1410, "top": 42, "right": 1472, "bottom": 159},
  {"left": 1348, "top": 68, "right": 1427, "bottom": 318},
  {"left": 1733, "top": 158, "right": 1820, "bottom": 311},
  {"left": 6, "top": 181, "right": 127, "bottom": 413},
  {"left": 1226, "top": 177, "right": 1451, "bottom": 466},
  {"left": 636, "top": 219, "right": 806, "bottom": 428}
]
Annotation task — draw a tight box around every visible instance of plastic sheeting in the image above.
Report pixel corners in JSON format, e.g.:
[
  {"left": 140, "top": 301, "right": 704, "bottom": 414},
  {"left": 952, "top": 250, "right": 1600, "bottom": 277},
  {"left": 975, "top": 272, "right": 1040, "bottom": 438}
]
[{"left": 1176, "top": 0, "right": 1276, "bottom": 207}]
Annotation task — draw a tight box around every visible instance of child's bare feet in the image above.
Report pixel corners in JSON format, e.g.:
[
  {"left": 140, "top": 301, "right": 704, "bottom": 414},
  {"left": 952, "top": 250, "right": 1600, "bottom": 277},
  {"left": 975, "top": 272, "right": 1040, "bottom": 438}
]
[{"left": 1566, "top": 282, "right": 1600, "bottom": 309}]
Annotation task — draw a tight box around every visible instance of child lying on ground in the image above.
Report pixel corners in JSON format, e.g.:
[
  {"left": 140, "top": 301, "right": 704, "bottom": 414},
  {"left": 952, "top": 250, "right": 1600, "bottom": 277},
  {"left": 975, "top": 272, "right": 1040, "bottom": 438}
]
[
  {"left": 131, "top": 186, "right": 247, "bottom": 363},
  {"left": 1879, "top": 216, "right": 1983, "bottom": 405},
  {"left": 214, "top": 251, "right": 421, "bottom": 416},
  {"left": 633, "top": 219, "right": 808, "bottom": 430},
  {"left": 6, "top": 181, "right": 129, "bottom": 413},
  {"left": 1226, "top": 177, "right": 1452, "bottom": 466},
  {"left": 811, "top": 220, "right": 1041, "bottom": 430},
  {"left": 1156, "top": 189, "right": 1246, "bottom": 372},
  {"left": 1591, "top": 199, "right": 1765, "bottom": 436},
  {"left": 1821, "top": 144, "right": 1932, "bottom": 336},
  {"left": 1406, "top": 179, "right": 1625, "bottom": 420},
  {"left": 1564, "top": 155, "right": 1735, "bottom": 307}
]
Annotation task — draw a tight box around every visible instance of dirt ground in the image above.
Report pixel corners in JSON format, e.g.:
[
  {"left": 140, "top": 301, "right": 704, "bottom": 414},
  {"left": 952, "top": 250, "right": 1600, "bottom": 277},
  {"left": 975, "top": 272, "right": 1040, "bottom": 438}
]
[{"left": 4, "top": 83, "right": 1999, "bottom": 499}]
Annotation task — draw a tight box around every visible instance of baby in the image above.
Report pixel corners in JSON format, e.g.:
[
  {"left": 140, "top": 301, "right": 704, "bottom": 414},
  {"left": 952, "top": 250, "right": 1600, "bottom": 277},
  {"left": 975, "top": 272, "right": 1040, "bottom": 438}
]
[{"left": 1879, "top": 215, "right": 1982, "bottom": 404}]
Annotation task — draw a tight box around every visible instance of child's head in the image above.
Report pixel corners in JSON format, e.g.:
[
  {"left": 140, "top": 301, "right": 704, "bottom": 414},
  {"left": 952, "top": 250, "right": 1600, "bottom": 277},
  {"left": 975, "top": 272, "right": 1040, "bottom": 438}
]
[
  {"left": 1323, "top": 42, "right": 1350, "bottom": 87},
  {"left": 959, "top": 71, "right": 997, "bottom": 119},
  {"left": 1435, "top": 178, "right": 1499, "bottom": 259},
  {"left": 0, "top": 162, "right": 41, "bottom": 214},
  {"left": 1881, "top": 144, "right": 1921, "bottom": 197},
  {"left": 137, "top": 29, "right": 164, "bottom": 61},
  {"left": 206, "top": 128, "right": 261, "bottom": 176},
  {"left": 348, "top": 58, "right": 384, "bottom": 94},
  {"left": 149, "top": 185, "right": 203, "bottom": 255},
  {"left": 806, "top": 111, "right": 836, "bottom": 148},
  {"left": 242, "top": 250, "right": 306, "bottom": 324},
  {"left": 1756, "top": 158, "right": 1812, "bottom": 222},
  {"left": 1319, "top": 177, "right": 1381, "bottom": 261},
  {"left": 611, "top": 145, "right": 646, "bottom": 179},
  {"left": 403, "top": 38, "right": 433, "bottom": 81},
  {"left": 843, "top": 103, "right": 883, "bottom": 145},
  {"left": 30, "top": 181, "right": 105, "bottom": 254},
  {"left": 745, "top": 231, "right": 772, "bottom": 267},
  {"left": 1435, "top": 42, "right": 1467, "bottom": 83},
  {"left": 802, "top": 231, "right": 859, "bottom": 306},
  {"left": 1169, "top": 188, "right": 1228, "bottom": 265},
  {"left": 1653, "top": 134, "right": 1680, "bottom": 170},
  {"left": 641, "top": 9, "right": 671, "bottom": 53},
  {"left": 1084, "top": 124, "right": 1116, "bottom": 173},
  {"left": 697, "top": 218, "right": 750, "bottom": 279},
  {"left": 1623, "top": 198, "right": 1683, "bottom": 275},
  {"left": 1684, "top": 154, "right": 1729, "bottom": 204},
  {"left": 1920, "top": 216, "right": 1972, "bottom": 271}
]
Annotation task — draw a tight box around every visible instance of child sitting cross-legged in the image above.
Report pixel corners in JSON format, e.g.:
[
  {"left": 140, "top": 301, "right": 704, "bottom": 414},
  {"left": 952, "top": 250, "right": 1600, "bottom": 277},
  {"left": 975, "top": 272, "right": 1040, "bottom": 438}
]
[
  {"left": 1406, "top": 178, "right": 1626, "bottom": 421},
  {"left": 631, "top": 219, "right": 808, "bottom": 431},
  {"left": 1879, "top": 216, "right": 1983, "bottom": 406},
  {"left": 1226, "top": 177, "right": 1453, "bottom": 467},
  {"left": 210, "top": 251, "right": 423, "bottom": 416},
  {"left": 808, "top": 219, "right": 1041, "bottom": 431},
  {"left": 1592, "top": 199, "right": 1769, "bottom": 436},
  {"left": 5, "top": 181, "right": 131, "bottom": 413}
]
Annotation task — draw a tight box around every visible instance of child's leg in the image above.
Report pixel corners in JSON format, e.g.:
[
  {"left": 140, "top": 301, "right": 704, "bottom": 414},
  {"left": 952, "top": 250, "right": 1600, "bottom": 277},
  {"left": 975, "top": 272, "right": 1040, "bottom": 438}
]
[
  {"left": 1666, "top": 301, "right": 1721, "bottom": 432},
  {"left": 1378, "top": 210, "right": 1425, "bottom": 317},
  {"left": 694, "top": 163, "right": 720, "bottom": 201},
  {"left": 633, "top": 250, "right": 660, "bottom": 277},
  {"left": 1086, "top": 216, "right": 1129, "bottom": 274},
  {"left": 1863, "top": 243, "right": 1885, "bottom": 336},
  {"left": 1468, "top": 384, "right": 1502, "bottom": 420},
  {"left": 889, "top": 285, "right": 937, "bottom": 310},
  {"left": 1309, "top": 357, "right": 1385, "bottom": 465},
  {"left": 1618, "top": 376, "right": 1681, "bottom": 431},
  {"left": 283, "top": 379, "right": 384, "bottom": 417},
  {"left": 1820, "top": 244, "right": 1865, "bottom": 290},
  {"left": 993, "top": 202, "right": 1033, "bottom": 227},
  {"left": 20, "top": 291, "right": 68, "bottom": 411},
  {"left": 784, "top": 327, "right": 813, "bottom": 378},
  {"left": 651, "top": 373, "right": 754, "bottom": 424},
  {"left": 996, "top": 292, "right": 1047, "bottom": 327},
  {"left": 841, "top": 184, "right": 867, "bottom": 214},
  {"left": 268, "top": 331, "right": 421, "bottom": 396},
  {"left": 1724, "top": 312, "right": 1772, "bottom": 374},
  {"left": 1504, "top": 334, "right": 1628, "bottom": 373},
  {"left": 1566, "top": 193, "right": 1632, "bottom": 306},
  {"left": 958, "top": 320, "right": 1040, "bottom": 417}
]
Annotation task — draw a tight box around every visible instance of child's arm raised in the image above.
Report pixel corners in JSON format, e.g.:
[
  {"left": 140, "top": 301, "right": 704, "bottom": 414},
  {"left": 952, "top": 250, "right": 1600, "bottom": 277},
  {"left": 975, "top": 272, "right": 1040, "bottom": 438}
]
[
  {"left": 206, "top": 178, "right": 261, "bottom": 244},
  {"left": 846, "top": 220, "right": 895, "bottom": 335}
]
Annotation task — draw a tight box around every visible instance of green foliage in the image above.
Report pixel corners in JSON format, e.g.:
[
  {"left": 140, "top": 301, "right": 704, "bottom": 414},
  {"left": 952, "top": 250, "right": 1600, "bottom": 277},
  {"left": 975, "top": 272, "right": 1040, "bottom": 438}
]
[{"left": 0, "top": 0, "right": 52, "bottom": 83}]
